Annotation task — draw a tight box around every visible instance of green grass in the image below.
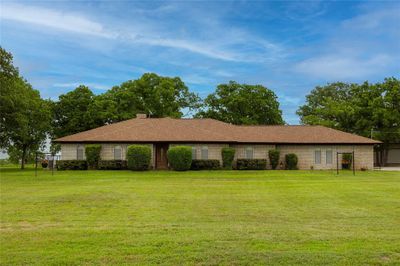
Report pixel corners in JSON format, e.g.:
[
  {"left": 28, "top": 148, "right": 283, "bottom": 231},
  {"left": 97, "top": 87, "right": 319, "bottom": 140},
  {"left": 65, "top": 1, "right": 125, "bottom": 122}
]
[{"left": 1, "top": 168, "right": 399, "bottom": 265}]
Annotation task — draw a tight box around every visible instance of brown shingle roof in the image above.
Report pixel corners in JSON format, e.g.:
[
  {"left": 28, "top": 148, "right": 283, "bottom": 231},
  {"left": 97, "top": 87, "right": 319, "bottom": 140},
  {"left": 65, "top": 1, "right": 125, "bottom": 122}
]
[{"left": 54, "top": 117, "right": 380, "bottom": 144}]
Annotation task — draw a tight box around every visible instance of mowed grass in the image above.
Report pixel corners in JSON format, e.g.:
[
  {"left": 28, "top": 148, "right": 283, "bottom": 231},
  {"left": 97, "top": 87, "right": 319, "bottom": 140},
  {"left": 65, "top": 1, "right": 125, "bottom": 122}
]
[{"left": 1, "top": 168, "right": 399, "bottom": 265}]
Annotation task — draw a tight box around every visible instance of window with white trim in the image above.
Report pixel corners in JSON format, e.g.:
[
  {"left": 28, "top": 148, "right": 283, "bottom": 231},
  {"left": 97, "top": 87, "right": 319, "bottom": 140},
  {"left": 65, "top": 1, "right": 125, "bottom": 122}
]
[
  {"left": 192, "top": 146, "right": 197, "bottom": 160},
  {"left": 245, "top": 146, "right": 254, "bottom": 159},
  {"left": 114, "top": 145, "right": 122, "bottom": 160},
  {"left": 201, "top": 146, "right": 208, "bottom": 159},
  {"left": 326, "top": 150, "right": 333, "bottom": 164},
  {"left": 77, "top": 145, "right": 84, "bottom": 160},
  {"left": 314, "top": 150, "right": 321, "bottom": 164}
]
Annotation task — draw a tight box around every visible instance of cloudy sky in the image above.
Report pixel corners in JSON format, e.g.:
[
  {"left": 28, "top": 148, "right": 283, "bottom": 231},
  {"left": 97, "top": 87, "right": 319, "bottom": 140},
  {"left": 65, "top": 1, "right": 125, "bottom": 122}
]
[{"left": 1, "top": 0, "right": 399, "bottom": 124}]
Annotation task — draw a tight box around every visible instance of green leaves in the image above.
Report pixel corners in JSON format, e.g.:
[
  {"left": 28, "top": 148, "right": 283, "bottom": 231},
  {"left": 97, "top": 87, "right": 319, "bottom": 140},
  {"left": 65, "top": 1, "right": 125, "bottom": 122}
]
[
  {"left": 102, "top": 73, "right": 200, "bottom": 121},
  {"left": 0, "top": 47, "right": 51, "bottom": 168},
  {"left": 297, "top": 78, "right": 400, "bottom": 144},
  {"left": 196, "top": 81, "right": 284, "bottom": 125}
]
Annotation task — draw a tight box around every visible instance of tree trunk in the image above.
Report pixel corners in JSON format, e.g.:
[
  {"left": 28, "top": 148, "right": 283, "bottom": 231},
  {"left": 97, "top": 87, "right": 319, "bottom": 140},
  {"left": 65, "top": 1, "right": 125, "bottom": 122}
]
[{"left": 21, "top": 147, "right": 26, "bottom": 170}]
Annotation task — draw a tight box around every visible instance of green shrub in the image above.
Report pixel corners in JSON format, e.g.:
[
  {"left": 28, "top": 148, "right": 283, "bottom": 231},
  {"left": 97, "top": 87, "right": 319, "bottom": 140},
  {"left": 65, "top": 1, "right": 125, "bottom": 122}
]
[
  {"left": 98, "top": 160, "right": 127, "bottom": 170},
  {"left": 127, "top": 145, "right": 152, "bottom": 171},
  {"left": 285, "top": 153, "right": 298, "bottom": 170},
  {"left": 236, "top": 159, "right": 267, "bottom": 170},
  {"left": 268, "top": 149, "right": 280, "bottom": 170},
  {"left": 191, "top": 159, "right": 220, "bottom": 170},
  {"left": 167, "top": 146, "right": 192, "bottom": 171},
  {"left": 85, "top": 144, "right": 102, "bottom": 169},
  {"left": 57, "top": 160, "right": 87, "bottom": 170},
  {"left": 221, "top": 147, "right": 235, "bottom": 169}
]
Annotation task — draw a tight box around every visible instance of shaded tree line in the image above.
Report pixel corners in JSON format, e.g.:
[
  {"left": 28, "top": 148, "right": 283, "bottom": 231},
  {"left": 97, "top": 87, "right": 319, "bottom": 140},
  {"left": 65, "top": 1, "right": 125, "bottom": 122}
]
[
  {"left": 297, "top": 79, "right": 400, "bottom": 163},
  {"left": 1, "top": 47, "right": 399, "bottom": 168}
]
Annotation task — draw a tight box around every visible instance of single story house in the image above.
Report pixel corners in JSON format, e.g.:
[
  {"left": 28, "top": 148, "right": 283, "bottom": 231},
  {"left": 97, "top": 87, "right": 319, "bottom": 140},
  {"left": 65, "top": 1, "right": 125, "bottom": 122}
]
[
  {"left": 55, "top": 114, "right": 380, "bottom": 170},
  {"left": 374, "top": 142, "right": 400, "bottom": 167}
]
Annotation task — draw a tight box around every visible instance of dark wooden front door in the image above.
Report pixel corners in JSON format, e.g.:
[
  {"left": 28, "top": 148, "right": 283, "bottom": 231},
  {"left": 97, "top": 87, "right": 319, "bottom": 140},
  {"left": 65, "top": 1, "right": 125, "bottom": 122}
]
[{"left": 155, "top": 143, "right": 169, "bottom": 169}]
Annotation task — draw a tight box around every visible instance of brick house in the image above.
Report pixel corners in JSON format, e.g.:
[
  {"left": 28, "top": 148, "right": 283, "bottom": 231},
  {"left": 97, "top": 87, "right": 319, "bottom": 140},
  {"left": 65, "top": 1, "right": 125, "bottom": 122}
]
[{"left": 55, "top": 114, "right": 380, "bottom": 170}]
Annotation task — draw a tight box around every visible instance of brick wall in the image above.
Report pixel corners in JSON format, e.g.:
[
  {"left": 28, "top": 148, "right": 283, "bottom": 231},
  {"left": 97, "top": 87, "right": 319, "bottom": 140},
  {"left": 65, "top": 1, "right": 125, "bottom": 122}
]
[
  {"left": 60, "top": 143, "right": 154, "bottom": 167},
  {"left": 276, "top": 144, "right": 374, "bottom": 170},
  {"left": 170, "top": 143, "right": 229, "bottom": 163},
  {"left": 60, "top": 143, "right": 374, "bottom": 170},
  {"left": 61, "top": 144, "right": 84, "bottom": 160}
]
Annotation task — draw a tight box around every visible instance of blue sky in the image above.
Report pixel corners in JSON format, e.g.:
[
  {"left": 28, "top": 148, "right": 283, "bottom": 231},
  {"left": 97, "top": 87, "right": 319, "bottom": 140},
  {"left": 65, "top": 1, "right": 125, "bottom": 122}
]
[{"left": 1, "top": 0, "right": 399, "bottom": 124}]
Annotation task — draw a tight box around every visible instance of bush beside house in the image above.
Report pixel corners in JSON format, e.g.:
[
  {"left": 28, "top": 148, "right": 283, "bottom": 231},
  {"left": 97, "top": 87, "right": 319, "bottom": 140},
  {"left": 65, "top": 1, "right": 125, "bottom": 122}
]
[
  {"left": 85, "top": 145, "right": 102, "bottom": 169},
  {"left": 167, "top": 146, "right": 192, "bottom": 171},
  {"left": 236, "top": 159, "right": 267, "bottom": 170},
  {"left": 221, "top": 147, "right": 235, "bottom": 169},
  {"left": 57, "top": 160, "right": 88, "bottom": 170},
  {"left": 191, "top": 159, "right": 220, "bottom": 170},
  {"left": 268, "top": 149, "right": 280, "bottom": 170},
  {"left": 285, "top": 153, "right": 298, "bottom": 170},
  {"left": 98, "top": 160, "right": 127, "bottom": 170},
  {"left": 127, "top": 145, "right": 152, "bottom": 171}
]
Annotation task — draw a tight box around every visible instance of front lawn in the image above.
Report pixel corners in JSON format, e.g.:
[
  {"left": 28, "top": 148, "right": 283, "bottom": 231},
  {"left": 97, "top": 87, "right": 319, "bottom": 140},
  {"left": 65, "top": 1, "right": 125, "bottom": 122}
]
[{"left": 1, "top": 168, "right": 399, "bottom": 265}]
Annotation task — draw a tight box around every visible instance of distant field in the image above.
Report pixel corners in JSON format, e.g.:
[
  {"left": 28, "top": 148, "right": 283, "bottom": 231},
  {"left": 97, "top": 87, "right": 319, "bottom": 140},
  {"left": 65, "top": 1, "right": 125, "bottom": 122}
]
[{"left": 1, "top": 168, "right": 399, "bottom": 265}]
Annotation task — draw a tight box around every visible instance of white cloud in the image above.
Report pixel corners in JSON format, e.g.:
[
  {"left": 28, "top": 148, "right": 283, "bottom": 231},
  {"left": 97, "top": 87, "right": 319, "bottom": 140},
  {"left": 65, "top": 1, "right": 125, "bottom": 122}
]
[
  {"left": 293, "top": 4, "right": 400, "bottom": 81},
  {"left": 294, "top": 54, "right": 392, "bottom": 80},
  {"left": 0, "top": 3, "right": 283, "bottom": 63},
  {"left": 341, "top": 7, "right": 400, "bottom": 31},
  {"left": 135, "top": 37, "right": 241, "bottom": 62},
  {"left": 1, "top": 3, "right": 115, "bottom": 38}
]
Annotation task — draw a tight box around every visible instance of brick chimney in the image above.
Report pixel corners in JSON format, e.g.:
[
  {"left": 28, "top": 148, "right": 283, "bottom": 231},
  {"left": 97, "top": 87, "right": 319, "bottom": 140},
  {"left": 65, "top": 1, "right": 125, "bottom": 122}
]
[{"left": 136, "top": 113, "right": 147, "bottom": 119}]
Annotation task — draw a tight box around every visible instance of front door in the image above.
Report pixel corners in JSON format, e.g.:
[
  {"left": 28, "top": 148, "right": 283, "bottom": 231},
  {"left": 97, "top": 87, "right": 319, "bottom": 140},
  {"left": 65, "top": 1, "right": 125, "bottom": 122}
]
[{"left": 155, "top": 143, "right": 169, "bottom": 169}]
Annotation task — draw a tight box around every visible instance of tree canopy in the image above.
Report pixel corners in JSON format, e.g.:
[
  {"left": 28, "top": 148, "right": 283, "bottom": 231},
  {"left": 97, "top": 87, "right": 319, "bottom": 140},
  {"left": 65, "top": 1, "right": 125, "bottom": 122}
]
[
  {"left": 102, "top": 73, "right": 201, "bottom": 122},
  {"left": 51, "top": 85, "right": 101, "bottom": 138},
  {"left": 51, "top": 73, "right": 201, "bottom": 139},
  {"left": 195, "top": 81, "right": 284, "bottom": 125},
  {"left": 297, "top": 78, "right": 400, "bottom": 144},
  {"left": 0, "top": 47, "right": 51, "bottom": 168}
]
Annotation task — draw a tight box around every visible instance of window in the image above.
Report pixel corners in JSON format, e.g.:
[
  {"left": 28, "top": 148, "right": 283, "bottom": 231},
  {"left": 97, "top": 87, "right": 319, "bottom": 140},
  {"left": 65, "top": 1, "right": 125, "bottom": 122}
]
[
  {"left": 77, "top": 145, "right": 84, "bottom": 160},
  {"left": 114, "top": 145, "right": 122, "bottom": 160},
  {"left": 326, "top": 150, "right": 333, "bottom": 164},
  {"left": 201, "top": 146, "right": 208, "bottom": 159},
  {"left": 314, "top": 150, "right": 321, "bottom": 164},
  {"left": 192, "top": 146, "right": 197, "bottom": 160},
  {"left": 245, "top": 146, "right": 254, "bottom": 159}
]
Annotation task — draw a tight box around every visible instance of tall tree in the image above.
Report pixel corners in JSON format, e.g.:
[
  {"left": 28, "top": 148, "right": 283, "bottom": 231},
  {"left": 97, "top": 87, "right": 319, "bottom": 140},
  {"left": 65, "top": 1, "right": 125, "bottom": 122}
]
[
  {"left": 296, "top": 82, "right": 359, "bottom": 132},
  {"left": 297, "top": 78, "right": 400, "bottom": 162},
  {"left": 0, "top": 47, "right": 51, "bottom": 169},
  {"left": 0, "top": 47, "right": 19, "bottom": 147},
  {"left": 102, "top": 73, "right": 200, "bottom": 122},
  {"left": 196, "top": 81, "right": 284, "bottom": 125},
  {"left": 52, "top": 85, "right": 101, "bottom": 138}
]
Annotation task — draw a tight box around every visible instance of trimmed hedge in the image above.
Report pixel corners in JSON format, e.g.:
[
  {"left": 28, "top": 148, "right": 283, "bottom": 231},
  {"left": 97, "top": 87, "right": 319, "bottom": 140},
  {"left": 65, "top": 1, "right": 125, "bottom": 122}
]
[
  {"left": 167, "top": 146, "right": 192, "bottom": 171},
  {"left": 98, "top": 160, "right": 127, "bottom": 170},
  {"left": 268, "top": 149, "right": 280, "bottom": 170},
  {"left": 285, "top": 153, "right": 298, "bottom": 170},
  {"left": 236, "top": 159, "right": 267, "bottom": 170},
  {"left": 221, "top": 147, "right": 235, "bottom": 169},
  {"left": 57, "top": 160, "right": 87, "bottom": 170},
  {"left": 127, "top": 145, "right": 152, "bottom": 171},
  {"left": 191, "top": 159, "right": 220, "bottom": 170},
  {"left": 85, "top": 144, "right": 102, "bottom": 169}
]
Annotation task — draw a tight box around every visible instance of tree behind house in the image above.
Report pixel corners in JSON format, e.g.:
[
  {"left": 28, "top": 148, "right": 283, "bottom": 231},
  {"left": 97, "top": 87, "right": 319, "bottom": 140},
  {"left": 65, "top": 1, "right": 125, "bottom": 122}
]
[{"left": 196, "top": 81, "right": 284, "bottom": 125}]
